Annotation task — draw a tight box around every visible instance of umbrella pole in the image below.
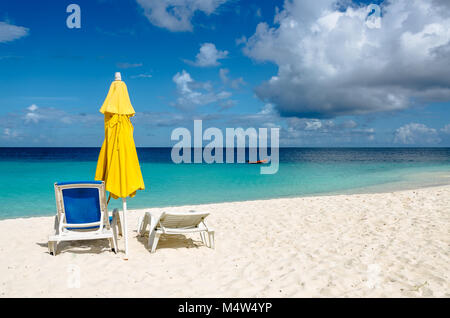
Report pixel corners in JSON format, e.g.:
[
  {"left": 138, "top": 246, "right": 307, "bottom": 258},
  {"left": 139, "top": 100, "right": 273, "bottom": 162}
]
[{"left": 122, "top": 198, "right": 129, "bottom": 259}]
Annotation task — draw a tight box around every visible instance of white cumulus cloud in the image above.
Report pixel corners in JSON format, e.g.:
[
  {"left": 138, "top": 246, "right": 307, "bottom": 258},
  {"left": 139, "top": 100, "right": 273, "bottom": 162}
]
[
  {"left": 219, "top": 68, "right": 246, "bottom": 88},
  {"left": 305, "top": 120, "right": 323, "bottom": 131},
  {"left": 172, "top": 70, "right": 232, "bottom": 110},
  {"left": 27, "top": 104, "right": 38, "bottom": 112},
  {"left": 394, "top": 123, "right": 441, "bottom": 145},
  {"left": 0, "top": 21, "right": 29, "bottom": 43},
  {"left": 136, "top": 0, "right": 228, "bottom": 32},
  {"left": 24, "top": 104, "right": 42, "bottom": 123},
  {"left": 244, "top": 0, "right": 450, "bottom": 118},
  {"left": 187, "top": 43, "right": 228, "bottom": 67}
]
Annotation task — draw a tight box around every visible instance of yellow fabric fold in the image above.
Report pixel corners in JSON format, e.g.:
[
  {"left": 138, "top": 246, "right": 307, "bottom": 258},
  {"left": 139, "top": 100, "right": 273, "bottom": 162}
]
[{"left": 99, "top": 80, "right": 136, "bottom": 116}]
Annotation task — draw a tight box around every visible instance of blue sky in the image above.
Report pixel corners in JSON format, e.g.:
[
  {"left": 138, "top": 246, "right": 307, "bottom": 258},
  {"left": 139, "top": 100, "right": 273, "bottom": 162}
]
[{"left": 0, "top": 0, "right": 449, "bottom": 147}]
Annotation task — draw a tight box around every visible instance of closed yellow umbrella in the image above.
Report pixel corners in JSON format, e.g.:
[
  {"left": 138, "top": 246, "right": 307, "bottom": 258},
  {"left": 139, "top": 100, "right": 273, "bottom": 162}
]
[{"left": 95, "top": 72, "right": 145, "bottom": 258}]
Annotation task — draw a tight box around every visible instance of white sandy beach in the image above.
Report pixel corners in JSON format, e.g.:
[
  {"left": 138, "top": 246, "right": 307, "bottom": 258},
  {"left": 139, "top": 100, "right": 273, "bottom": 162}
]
[{"left": 0, "top": 185, "right": 449, "bottom": 298}]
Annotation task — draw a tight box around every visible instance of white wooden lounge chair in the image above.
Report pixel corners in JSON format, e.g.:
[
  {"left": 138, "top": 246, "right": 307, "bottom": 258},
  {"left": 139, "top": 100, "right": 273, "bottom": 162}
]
[
  {"left": 137, "top": 211, "right": 214, "bottom": 253},
  {"left": 48, "top": 181, "right": 121, "bottom": 256}
]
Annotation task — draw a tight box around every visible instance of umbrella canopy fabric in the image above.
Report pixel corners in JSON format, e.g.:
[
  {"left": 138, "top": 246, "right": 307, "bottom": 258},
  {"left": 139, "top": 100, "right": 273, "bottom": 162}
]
[
  {"left": 100, "top": 80, "right": 135, "bottom": 116},
  {"left": 95, "top": 80, "right": 145, "bottom": 199}
]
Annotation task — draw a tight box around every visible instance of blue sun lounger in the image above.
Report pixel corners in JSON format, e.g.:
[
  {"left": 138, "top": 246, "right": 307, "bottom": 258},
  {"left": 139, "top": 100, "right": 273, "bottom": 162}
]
[{"left": 48, "top": 181, "right": 121, "bottom": 256}]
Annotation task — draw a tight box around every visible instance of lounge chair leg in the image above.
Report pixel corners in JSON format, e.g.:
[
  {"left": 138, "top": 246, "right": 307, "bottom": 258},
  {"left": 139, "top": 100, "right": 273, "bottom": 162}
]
[
  {"left": 115, "top": 209, "right": 123, "bottom": 237},
  {"left": 137, "top": 215, "right": 146, "bottom": 237},
  {"left": 140, "top": 213, "right": 152, "bottom": 237},
  {"left": 111, "top": 229, "right": 118, "bottom": 254},
  {"left": 111, "top": 210, "right": 119, "bottom": 253},
  {"left": 200, "top": 232, "right": 207, "bottom": 246},
  {"left": 149, "top": 231, "right": 161, "bottom": 253},
  {"left": 48, "top": 241, "right": 57, "bottom": 256},
  {"left": 108, "top": 236, "right": 118, "bottom": 254},
  {"left": 113, "top": 234, "right": 118, "bottom": 253},
  {"left": 208, "top": 231, "right": 215, "bottom": 249}
]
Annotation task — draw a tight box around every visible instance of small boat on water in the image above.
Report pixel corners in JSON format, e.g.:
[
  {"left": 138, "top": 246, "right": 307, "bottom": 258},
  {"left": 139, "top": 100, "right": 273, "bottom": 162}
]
[{"left": 246, "top": 159, "right": 268, "bottom": 164}]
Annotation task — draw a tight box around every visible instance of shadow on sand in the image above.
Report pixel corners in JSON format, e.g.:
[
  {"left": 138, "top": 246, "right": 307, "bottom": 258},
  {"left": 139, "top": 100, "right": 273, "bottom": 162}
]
[
  {"left": 36, "top": 240, "right": 115, "bottom": 255},
  {"left": 135, "top": 229, "right": 205, "bottom": 252}
]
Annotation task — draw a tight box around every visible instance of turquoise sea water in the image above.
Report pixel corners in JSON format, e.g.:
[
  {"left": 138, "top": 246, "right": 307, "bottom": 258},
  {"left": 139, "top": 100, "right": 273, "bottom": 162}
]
[{"left": 0, "top": 148, "right": 449, "bottom": 219}]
